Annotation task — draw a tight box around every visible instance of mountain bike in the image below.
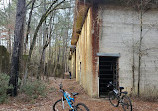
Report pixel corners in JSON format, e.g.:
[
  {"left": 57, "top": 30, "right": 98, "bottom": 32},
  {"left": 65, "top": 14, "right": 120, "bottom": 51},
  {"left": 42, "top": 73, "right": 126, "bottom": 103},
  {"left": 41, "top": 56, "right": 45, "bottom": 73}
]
[
  {"left": 107, "top": 81, "right": 132, "bottom": 111},
  {"left": 53, "top": 83, "right": 89, "bottom": 111}
]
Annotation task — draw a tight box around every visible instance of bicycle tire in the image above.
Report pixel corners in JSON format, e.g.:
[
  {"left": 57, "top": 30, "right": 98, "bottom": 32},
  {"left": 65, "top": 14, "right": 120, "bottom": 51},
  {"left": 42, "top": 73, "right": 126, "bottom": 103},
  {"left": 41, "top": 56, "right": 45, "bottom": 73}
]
[
  {"left": 108, "top": 91, "right": 119, "bottom": 107},
  {"left": 53, "top": 99, "right": 70, "bottom": 111},
  {"left": 122, "top": 95, "right": 132, "bottom": 111},
  {"left": 75, "top": 103, "right": 89, "bottom": 111}
]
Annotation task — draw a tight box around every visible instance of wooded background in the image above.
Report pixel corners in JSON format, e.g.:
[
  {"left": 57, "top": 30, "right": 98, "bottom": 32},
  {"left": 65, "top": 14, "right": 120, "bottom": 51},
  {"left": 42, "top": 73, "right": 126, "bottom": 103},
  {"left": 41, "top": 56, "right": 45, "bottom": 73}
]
[{"left": 0, "top": 0, "right": 75, "bottom": 96}]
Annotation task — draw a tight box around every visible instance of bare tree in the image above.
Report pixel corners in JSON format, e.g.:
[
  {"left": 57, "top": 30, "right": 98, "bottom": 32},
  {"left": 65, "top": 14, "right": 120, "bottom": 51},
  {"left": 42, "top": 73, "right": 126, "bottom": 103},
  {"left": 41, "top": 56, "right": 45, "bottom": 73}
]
[
  {"left": 29, "top": 0, "right": 65, "bottom": 59},
  {"left": 22, "top": 0, "right": 65, "bottom": 83},
  {"left": 8, "top": 0, "right": 11, "bottom": 53},
  {"left": 24, "top": 0, "right": 36, "bottom": 54},
  {"left": 9, "top": 0, "right": 26, "bottom": 96},
  {"left": 122, "top": 0, "right": 157, "bottom": 97}
]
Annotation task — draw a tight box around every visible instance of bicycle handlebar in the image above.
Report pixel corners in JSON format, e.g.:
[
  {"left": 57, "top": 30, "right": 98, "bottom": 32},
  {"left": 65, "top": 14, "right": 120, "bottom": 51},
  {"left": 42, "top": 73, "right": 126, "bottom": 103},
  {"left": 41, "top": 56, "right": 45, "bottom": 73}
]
[
  {"left": 59, "top": 83, "right": 65, "bottom": 93},
  {"left": 59, "top": 83, "right": 63, "bottom": 89},
  {"left": 59, "top": 83, "right": 79, "bottom": 98},
  {"left": 107, "top": 81, "right": 116, "bottom": 87}
]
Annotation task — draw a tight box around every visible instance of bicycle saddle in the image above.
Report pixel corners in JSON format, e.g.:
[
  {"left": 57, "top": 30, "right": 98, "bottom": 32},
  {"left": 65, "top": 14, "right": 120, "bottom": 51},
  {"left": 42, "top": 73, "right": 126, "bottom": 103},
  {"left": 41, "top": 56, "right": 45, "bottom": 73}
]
[
  {"left": 119, "top": 87, "right": 124, "bottom": 90},
  {"left": 71, "top": 92, "right": 79, "bottom": 96}
]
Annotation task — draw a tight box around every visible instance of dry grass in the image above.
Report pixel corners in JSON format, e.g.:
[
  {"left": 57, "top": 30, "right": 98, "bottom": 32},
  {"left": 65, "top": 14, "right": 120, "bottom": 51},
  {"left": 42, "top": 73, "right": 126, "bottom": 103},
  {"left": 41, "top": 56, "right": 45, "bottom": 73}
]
[{"left": 0, "top": 77, "right": 158, "bottom": 111}]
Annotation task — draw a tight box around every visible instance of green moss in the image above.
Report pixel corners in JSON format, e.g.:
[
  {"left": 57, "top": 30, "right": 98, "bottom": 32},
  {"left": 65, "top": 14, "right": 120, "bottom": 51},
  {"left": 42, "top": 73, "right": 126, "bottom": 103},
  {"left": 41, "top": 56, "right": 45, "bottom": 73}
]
[
  {"left": 22, "top": 55, "right": 29, "bottom": 61},
  {"left": 0, "top": 46, "right": 10, "bottom": 74}
]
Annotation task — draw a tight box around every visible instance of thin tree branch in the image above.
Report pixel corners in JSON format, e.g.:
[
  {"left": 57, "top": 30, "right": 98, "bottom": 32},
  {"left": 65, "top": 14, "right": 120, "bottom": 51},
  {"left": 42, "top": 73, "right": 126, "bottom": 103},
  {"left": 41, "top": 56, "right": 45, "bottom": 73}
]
[
  {"left": 26, "top": 0, "right": 32, "bottom": 7},
  {"left": 29, "top": 0, "right": 65, "bottom": 60},
  {"left": 25, "top": 0, "right": 36, "bottom": 44}
]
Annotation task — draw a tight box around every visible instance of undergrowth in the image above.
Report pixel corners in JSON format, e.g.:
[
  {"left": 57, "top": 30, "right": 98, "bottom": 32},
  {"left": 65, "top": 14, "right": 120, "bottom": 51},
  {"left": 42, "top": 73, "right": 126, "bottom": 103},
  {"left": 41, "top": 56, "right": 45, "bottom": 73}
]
[
  {"left": 0, "top": 73, "right": 11, "bottom": 104},
  {"left": 20, "top": 79, "right": 47, "bottom": 102}
]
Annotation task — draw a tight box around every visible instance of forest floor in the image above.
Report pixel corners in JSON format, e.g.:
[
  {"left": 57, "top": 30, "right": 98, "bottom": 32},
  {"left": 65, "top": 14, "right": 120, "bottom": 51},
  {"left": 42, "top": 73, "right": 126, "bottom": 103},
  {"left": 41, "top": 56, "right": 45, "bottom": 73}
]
[{"left": 0, "top": 77, "right": 158, "bottom": 111}]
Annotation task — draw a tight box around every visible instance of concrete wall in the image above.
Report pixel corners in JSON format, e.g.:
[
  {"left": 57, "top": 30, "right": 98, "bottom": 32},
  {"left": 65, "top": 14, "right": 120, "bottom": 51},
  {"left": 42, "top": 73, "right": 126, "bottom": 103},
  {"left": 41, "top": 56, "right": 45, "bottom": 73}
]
[
  {"left": 99, "top": 5, "right": 158, "bottom": 96},
  {"left": 70, "top": 51, "right": 76, "bottom": 78},
  {"left": 76, "top": 8, "right": 93, "bottom": 97}
]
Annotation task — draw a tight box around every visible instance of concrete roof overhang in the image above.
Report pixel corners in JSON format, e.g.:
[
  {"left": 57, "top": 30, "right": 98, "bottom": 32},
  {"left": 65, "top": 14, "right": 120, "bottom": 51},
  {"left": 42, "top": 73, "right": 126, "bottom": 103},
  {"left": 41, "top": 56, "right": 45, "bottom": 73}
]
[
  {"left": 71, "top": 0, "right": 110, "bottom": 45},
  {"left": 71, "top": 1, "right": 90, "bottom": 45},
  {"left": 71, "top": 0, "right": 158, "bottom": 45}
]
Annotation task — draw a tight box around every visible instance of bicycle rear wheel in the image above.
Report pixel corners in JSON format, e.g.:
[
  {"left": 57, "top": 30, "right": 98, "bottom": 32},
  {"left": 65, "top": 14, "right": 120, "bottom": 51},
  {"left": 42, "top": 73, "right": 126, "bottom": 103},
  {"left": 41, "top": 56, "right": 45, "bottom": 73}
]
[
  {"left": 122, "top": 95, "right": 132, "bottom": 111},
  {"left": 53, "top": 99, "right": 70, "bottom": 111},
  {"left": 108, "top": 91, "right": 119, "bottom": 107},
  {"left": 75, "top": 103, "right": 89, "bottom": 111}
]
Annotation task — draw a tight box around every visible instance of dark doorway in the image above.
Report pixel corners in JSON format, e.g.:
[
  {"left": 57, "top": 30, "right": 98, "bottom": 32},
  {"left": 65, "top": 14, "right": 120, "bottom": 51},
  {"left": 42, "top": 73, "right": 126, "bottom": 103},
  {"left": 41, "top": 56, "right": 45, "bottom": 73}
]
[{"left": 99, "top": 56, "right": 119, "bottom": 97}]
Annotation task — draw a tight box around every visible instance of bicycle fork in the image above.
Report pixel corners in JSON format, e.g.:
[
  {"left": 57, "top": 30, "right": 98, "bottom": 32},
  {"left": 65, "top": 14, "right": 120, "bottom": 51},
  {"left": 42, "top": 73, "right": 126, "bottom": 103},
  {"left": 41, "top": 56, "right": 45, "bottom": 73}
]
[{"left": 62, "top": 97, "right": 65, "bottom": 109}]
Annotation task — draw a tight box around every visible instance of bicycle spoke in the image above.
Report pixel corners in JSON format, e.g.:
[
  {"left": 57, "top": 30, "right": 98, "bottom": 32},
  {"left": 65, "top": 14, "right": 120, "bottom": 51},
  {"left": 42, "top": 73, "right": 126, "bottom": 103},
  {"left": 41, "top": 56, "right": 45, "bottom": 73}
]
[
  {"left": 53, "top": 83, "right": 89, "bottom": 111},
  {"left": 53, "top": 99, "right": 70, "bottom": 111},
  {"left": 122, "top": 95, "right": 132, "bottom": 111},
  {"left": 75, "top": 103, "right": 89, "bottom": 111},
  {"left": 108, "top": 91, "right": 119, "bottom": 107}
]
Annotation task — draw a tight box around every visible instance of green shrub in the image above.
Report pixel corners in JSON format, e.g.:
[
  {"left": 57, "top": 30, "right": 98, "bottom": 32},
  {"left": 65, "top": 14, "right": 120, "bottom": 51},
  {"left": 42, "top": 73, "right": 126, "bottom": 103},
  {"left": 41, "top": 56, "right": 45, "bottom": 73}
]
[
  {"left": 0, "top": 73, "right": 11, "bottom": 103},
  {"left": 20, "top": 79, "right": 47, "bottom": 101}
]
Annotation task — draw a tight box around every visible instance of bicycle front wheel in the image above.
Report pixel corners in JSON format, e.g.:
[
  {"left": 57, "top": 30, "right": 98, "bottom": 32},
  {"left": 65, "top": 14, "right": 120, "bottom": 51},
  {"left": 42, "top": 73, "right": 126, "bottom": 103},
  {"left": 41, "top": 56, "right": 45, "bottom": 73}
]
[
  {"left": 75, "top": 103, "right": 89, "bottom": 111},
  {"left": 53, "top": 99, "right": 70, "bottom": 111},
  {"left": 108, "top": 91, "right": 119, "bottom": 107},
  {"left": 122, "top": 95, "right": 132, "bottom": 111}
]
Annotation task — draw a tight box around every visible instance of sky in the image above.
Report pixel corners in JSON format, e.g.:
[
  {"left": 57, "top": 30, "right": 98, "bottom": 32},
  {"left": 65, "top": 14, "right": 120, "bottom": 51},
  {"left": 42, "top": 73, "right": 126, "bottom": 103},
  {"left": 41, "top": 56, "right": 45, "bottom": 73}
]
[
  {"left": 0, "top": 0, "right": 11, "bottom": 9},
  {"left": 0, "top": 0, "right": 12, "bottom": 47}
]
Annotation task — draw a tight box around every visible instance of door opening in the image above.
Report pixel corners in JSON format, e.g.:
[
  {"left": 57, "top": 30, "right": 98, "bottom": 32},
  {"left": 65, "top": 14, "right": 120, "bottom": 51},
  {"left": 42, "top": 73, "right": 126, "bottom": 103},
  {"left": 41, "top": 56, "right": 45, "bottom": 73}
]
[{"left": 99, "top": 56, "right": 119, "bottom": 97}]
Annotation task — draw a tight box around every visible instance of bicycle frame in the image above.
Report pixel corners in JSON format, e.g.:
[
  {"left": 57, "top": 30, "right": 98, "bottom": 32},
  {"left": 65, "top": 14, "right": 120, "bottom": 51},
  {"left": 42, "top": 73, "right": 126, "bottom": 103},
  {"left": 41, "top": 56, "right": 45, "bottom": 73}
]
[
  {"left": 108, "top": 82, "right": 129, "bottom": 104},
  {"left": 53, "top": 83, "right": 89, "bottom": 111},
  {"left": 62, "top": 91, "right": 75, "bottom": 110},
  {"left": 107, "top": 81, "right": 123, "bottom": 96},
  {"left": 107, "top": 81, "right": 132, "bottom": 110}
]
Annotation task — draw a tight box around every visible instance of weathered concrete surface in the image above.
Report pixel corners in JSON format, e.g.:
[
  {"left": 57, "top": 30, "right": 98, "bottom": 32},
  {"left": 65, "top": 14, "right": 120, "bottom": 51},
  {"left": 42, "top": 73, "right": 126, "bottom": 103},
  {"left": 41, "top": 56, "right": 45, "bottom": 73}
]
[
  {"left": 99, "top": 5, "right": 158, "bottom": 96},
  {"left": 76, "top": 8, "right": 94, "bottom": 97},
  {"left": 73, "top": 2, "right": 158, "bottom": 98},
  {"left": 70, "top": 51, "right": 76, "bottom": 78}
]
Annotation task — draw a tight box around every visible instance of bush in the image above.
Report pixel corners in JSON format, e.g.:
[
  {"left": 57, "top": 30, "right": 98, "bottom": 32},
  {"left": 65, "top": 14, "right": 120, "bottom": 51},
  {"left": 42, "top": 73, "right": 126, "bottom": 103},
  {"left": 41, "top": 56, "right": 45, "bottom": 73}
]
[
  {"left": 20, "top": 79, "right": 47, "bottom": 101},
  {"left": 0, "top": 73, "right": 11, "bottom": 103}
]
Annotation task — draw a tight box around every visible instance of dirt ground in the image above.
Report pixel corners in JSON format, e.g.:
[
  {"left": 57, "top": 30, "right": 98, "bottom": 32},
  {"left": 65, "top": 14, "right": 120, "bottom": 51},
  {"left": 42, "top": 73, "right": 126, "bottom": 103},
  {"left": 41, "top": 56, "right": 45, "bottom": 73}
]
[{"left": 0, "top": 77, "right": 158, "bottom": 111}]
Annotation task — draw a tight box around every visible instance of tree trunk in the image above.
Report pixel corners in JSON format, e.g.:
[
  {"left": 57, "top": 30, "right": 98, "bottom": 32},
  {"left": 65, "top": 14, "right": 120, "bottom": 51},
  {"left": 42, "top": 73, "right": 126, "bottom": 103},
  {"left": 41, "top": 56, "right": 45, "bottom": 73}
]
[
  {"left": 42, "top": 0, "right": 47, "bottom": 80},
  {"left": 138, "top": 0, "right": 143, "bottom": 97},
  {"left": 8, "top": 0, "right": 11, "bottom": 54},
  {"left": 24, "top": 0, "right": 36, "bottom": 54},
  {"left": 22, "top": 0, "right": 65, "bottom": 84},
  {"left": 132, "top": 39, "right": 135, "bottom": 93},
  {"left": 9, "top": 0, "right": 26, "bottom": 97},
  {"left": 29, "top": 0, "right": 65, "bottom": 59}
]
